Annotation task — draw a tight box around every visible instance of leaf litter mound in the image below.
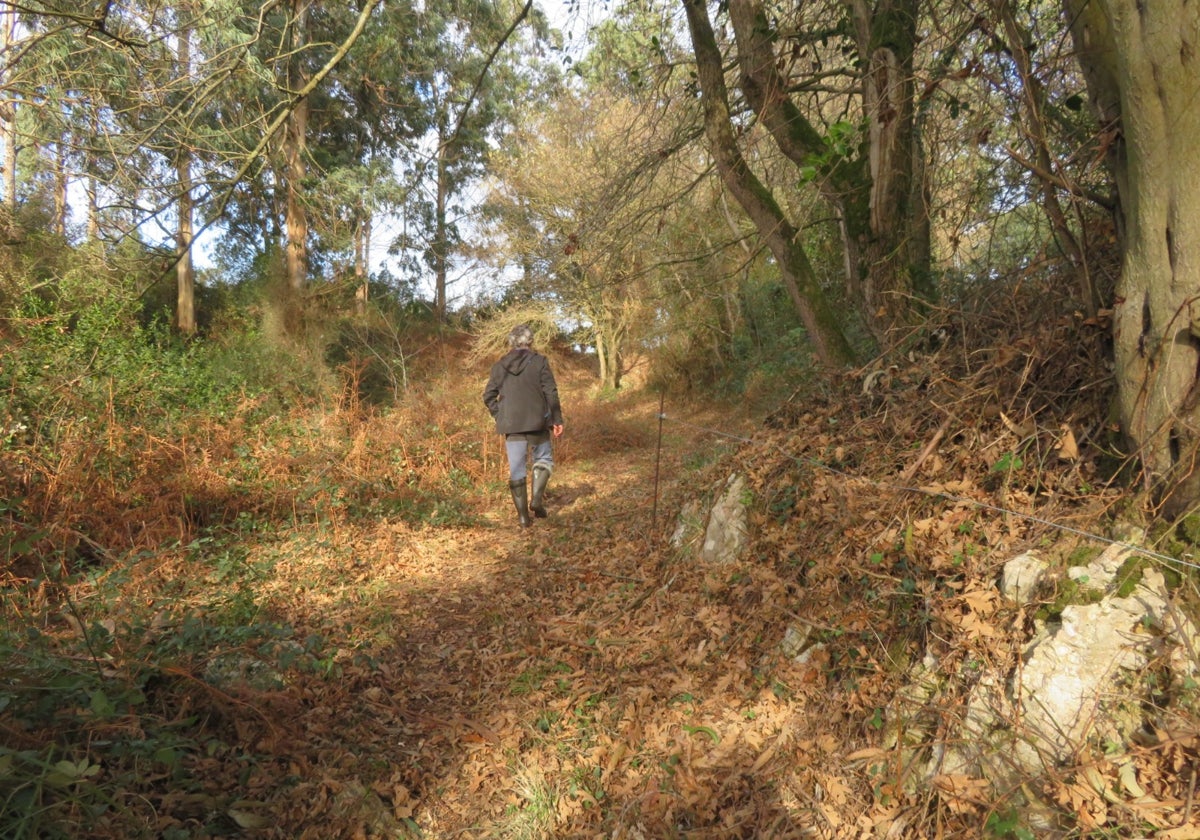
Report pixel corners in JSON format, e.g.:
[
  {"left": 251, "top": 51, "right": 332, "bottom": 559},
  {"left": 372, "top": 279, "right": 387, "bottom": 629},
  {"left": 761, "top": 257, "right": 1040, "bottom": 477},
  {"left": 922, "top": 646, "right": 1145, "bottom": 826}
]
[{"left": 4, "top": 312, "right": 1200, "bottom": 838}]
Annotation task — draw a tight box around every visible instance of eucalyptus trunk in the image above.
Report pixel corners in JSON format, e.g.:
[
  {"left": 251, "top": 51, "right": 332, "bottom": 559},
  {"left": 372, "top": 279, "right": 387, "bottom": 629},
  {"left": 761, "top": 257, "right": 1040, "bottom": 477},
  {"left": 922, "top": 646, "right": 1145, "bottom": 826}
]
[
  {"left": 176, "top": 15, "right": 196, "bottom": 335},
  {"left": 355, "top": 207, "right": 370, "bottom": 316},
  {"left": 53, "top": 136, "right": 67, "bottom": 236},
  {"left": 284, "top": 0, "right": 311, "bottom": 293},
  {"left": 1065, "top": 0, "right": 1200, "bottom": 515},
  {"left": 177, "top": 155, "right": 196, "bottom": 334},
  {"left": 434, "top": 116, "right": 450, "bottom": 318},
  {"left": 1, "top": 5, "right": 17, "bottom": 239}
]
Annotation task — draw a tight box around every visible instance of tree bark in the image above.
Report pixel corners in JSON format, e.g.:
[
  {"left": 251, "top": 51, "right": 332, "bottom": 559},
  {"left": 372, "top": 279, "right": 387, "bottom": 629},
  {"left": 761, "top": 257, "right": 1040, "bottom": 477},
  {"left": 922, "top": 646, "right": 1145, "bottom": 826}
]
[
  {"left": 284, "top": 0, "right": 311, "bottom": 294},
  {"left": 682, "top": 0, "right": 855, "bottom": 368},
  {"left": 434, "top": 114, "right": 450, "bottom": 318},
  {"left": 355, "top": 204, "right": 370, "bottom": 316},
  {"left": 177, "top": 164, "right": 196, "bottom": 334},
  {"left": 1065, "top": 0, "right": 1200, "bottom": 515},
  {"left": 53, "top": 136, "right": 67, "bottom": 237},
  {"left": 176, "top": 14, "right": 196, "bottom": 335},
  {"left": 1, "top": 6, "right": 17, "bottom": 239},
  {"left": 848, "top": 0, "right": 925, "bottom": 342}
]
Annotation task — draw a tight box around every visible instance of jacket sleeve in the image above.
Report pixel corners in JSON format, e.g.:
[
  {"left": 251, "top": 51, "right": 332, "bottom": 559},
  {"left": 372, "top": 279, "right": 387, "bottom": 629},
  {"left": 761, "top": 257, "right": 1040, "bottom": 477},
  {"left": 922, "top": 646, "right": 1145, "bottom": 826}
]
[
  {"left": 540, "top": 358, "right": 564, "bottom": 425},
  {"left": 482, "top": 364, "right": 503, "bottom": 417}
]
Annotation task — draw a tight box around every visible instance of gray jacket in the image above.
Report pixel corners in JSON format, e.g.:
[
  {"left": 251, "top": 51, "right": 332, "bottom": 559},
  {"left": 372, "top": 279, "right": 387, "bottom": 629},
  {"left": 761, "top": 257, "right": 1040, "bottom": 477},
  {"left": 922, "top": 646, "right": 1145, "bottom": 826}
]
[{"left": 483, "top": 349, "right": 563, "bottom": 435}]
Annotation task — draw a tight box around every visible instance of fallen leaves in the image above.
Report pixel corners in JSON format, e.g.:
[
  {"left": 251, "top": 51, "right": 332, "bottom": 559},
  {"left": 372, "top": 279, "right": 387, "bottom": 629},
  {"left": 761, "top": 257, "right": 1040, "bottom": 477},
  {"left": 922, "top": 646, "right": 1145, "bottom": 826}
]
[
  {"left": 10, "top": 315, "right": 1191, "bottom": 840},
  {"left": 939, "top": 588, "right": 1003, "bottom": 639}
]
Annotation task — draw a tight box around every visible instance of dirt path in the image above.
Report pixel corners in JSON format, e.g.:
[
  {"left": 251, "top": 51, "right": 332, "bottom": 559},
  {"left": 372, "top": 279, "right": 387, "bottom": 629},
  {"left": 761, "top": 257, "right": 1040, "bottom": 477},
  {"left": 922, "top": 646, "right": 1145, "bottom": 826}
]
[{"left": 246, "top": 400, "right": 842, "bottom": 838}]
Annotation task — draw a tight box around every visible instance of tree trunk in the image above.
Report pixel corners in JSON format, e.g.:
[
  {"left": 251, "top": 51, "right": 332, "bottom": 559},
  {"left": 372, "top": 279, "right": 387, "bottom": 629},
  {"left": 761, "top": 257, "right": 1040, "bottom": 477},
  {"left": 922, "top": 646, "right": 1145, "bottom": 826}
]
[
  {"left": 601, "top": 284, "right": 628, "bottom": 391},
  {"left": 176, "top": 16, "right": 196, "bottom": 335},
  {"left": 86, "top": 173, "right": 99, "bottom": 240},
  {"left": 177, "top": 162, "right": 196, "bottom": 334},
  {"left": 848, "top": 0, "right": 925, "bottom": 343},
  {"left": 682, "top": 0, "right": 855, "bottom": 368},
  {"left": 594, "top": 324, "right": 611, "bottom": 389},
  {"left": 604, "top": 338, "right": 623, "bottom": 390},
  {"left": 1065, "top": 0, "right": 1200, "bottom": 515},
  {"left": 355, "top": 205, "right": 369, "bottom": 316},
  {"left": 53, "top": 136, "right": 67, "bottom": 237},
  {"left": 284, "top": 0, "right": 311, "bottom": 294},
  {"left": 434, "top": 120, "right": 449, "bottom": 318},
  {"left": 594, "top": 322, "right": 624, "bottom": 391},
  {"left": 1, "top": 6, "right": 17, "bottom": 239}
]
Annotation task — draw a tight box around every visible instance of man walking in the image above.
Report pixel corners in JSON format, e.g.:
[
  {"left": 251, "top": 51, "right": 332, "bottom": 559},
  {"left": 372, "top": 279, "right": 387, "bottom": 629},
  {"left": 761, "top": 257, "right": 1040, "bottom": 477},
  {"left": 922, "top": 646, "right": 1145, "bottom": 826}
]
[{"left": 483, "top": 324, "right": 565, "bottom": 527}]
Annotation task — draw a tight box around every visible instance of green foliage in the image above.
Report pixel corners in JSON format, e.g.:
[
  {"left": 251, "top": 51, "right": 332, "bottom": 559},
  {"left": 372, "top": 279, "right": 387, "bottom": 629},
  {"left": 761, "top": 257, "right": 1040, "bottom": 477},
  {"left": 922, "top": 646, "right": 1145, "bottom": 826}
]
[
  {"left": 1177, "top": 512, "right": 1200, "bottom": 546},
  {"left": 0, "top": 530, "right": 323, "bottom": 838},
  {"left": 340, "top": 472, "right": 480, "bottom": 527},
  {"left": 1, "top": 267, "right": 335, "bottom": 442},
  {"left": 511, "top": 659, "right": 573, "bottom": 696},
  {"left": 1066, "top": 545, "right": 1101, "bottom": 566},
  {"left": 985, "top": 807, "right": 1036, "bottom": 839},
  {"left": 1035, "top": 574, "right": 1106, "bottom": 622},
  {"left": 324, "top": 315, "right": 411, "bottom": 407},
  {"left": 799, "top": 120, "right": 862, "bottom": 182},
  {"left": 990, "top": 451, "right": 1024, "bottom": 473},
  {"left": 1112, "top": 554, "right": 1147, "bottom": 598}
]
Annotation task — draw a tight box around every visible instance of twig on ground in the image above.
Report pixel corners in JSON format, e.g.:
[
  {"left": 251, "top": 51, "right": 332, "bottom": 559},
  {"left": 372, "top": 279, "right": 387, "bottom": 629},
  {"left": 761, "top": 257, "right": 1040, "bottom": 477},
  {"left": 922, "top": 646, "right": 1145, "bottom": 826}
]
[{"left": 899, "top": 416, "right": 953, "bottom": 483}]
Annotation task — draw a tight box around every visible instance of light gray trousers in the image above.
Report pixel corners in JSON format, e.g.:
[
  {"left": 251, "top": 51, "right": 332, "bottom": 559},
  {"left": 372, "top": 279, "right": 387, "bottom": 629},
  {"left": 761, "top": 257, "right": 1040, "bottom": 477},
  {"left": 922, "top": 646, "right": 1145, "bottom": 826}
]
[{"left": 505, "top": 431, "right": 553, "bottom": 482}]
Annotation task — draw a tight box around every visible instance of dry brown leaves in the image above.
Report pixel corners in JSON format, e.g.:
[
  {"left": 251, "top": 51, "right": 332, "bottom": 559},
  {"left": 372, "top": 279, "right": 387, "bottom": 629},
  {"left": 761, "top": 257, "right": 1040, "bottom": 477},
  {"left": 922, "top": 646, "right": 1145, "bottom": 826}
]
[{"left": 7, "top": 317, "right": 1200, "bottom": 838}]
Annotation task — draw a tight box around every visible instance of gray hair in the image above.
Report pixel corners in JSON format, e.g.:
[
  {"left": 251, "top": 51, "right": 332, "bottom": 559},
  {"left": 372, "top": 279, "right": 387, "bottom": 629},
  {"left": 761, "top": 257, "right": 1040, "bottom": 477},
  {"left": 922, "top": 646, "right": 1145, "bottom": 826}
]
[{"left": 507, "top": 324, "right": 534, "bottom": 348}]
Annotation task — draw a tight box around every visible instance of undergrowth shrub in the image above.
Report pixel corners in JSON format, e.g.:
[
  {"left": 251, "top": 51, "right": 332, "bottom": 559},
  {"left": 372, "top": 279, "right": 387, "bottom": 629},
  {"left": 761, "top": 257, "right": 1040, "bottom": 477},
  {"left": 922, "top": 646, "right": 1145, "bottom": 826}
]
[
  {"left": 645, "top": 270, "right": 869, "bottom": 412},
  {"left": 324, "top": 315, "right": 411, "bottom": 408},
  {"left": 0, "top": 543, "right": 316, "bottom": 840},
  {"left": 0, "top": 280, "right": 345, "bottom": 570}
]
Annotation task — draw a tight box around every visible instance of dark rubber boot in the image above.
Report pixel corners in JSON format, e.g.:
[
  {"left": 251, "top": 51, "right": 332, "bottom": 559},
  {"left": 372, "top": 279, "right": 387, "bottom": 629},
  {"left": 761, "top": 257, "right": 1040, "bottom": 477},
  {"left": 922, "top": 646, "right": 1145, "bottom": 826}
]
[
  {"left": 509, "top": 479, "right": 531, "bottom": 527},
  {"left": 531, "top": 466, "right": 550, "bottom": 518}
]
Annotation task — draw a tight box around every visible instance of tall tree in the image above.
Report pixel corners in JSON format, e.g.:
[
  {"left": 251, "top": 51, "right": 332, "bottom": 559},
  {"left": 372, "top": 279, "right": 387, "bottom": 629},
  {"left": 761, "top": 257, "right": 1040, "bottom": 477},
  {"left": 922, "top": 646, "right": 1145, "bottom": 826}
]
[
  {"left": 176, "top": 6, "right": 197, "bottom": 335},
  {"left": 682, "top": 0, "right": 855, "bottom": 367},
  {"left": 0, "top": 3, "right": 15, "bottom": 239},
  {"left": 283, "top": 0, "right": 312, "bottom": 293},
  {"left": 390, "top": 0, "right": 544, "bottom": 317},
  {"left": 1064, "top": 0, "right": 1200, "bottom": 515}
]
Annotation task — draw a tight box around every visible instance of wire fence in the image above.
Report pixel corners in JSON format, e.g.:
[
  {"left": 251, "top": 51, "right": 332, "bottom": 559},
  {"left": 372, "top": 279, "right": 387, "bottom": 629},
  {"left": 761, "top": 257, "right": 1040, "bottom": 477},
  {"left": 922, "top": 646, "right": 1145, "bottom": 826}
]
[{"left": 651, "top": 404, "right": 1200, "bottom": 575}]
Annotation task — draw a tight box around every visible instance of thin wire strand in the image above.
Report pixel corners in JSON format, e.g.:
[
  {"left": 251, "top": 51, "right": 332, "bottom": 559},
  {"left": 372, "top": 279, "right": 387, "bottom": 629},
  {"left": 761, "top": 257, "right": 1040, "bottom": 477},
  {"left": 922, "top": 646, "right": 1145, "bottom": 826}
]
[{"left": 657, "top": 413, "right": 1200, "bottom": 574}]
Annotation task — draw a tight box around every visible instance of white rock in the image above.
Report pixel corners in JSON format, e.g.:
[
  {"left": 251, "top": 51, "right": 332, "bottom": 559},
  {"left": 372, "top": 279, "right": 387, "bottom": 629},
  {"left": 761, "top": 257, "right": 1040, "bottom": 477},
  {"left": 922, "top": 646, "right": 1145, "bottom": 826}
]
[
  {"left": 700, "top": 473, "right": 748, "bottom": 564},
  {"left": 1000, "top": 551, "right": 1050, "bottom": 604}
]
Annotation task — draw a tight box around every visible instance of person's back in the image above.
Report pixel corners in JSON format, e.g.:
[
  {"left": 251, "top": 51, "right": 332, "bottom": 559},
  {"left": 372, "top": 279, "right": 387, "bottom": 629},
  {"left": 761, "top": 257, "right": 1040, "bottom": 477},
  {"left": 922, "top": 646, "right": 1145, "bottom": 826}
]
[{"left": 482, "top": 325, "right": 564, "bottom": 527}]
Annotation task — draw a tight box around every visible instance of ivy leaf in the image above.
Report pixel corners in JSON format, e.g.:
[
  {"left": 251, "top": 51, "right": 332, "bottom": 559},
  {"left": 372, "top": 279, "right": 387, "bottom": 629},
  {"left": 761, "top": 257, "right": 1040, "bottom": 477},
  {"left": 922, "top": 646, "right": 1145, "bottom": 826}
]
[{"left": 90, "top": 689, "right": 115, "bottom": 719}]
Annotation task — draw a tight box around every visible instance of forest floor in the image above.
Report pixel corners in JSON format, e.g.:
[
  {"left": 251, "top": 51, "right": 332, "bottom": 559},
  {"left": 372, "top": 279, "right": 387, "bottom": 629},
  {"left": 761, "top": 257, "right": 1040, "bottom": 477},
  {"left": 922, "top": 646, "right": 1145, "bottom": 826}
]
[
  {"left": 177, "top": 381, "right": 824, "bottom": 839},
  {"left": 5, "top": 320, "right": 1200, "bottom": 839}
]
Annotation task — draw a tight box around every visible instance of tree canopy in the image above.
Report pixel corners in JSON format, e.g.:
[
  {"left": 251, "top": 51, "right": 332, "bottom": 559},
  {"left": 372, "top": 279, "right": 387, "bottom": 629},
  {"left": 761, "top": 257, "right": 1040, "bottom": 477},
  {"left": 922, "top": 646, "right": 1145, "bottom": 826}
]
[{"left": 0, "top": 0, "right": 1193, "bottom": 511}]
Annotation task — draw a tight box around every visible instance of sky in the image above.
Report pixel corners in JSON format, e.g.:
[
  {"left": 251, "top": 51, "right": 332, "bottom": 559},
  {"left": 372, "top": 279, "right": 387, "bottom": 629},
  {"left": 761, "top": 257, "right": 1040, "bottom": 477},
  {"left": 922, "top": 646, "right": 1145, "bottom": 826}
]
[
  {"left": 57, "top": 0, "right": 611, "bottom": 301},
  {"left": 362, "top": 0, "right": 609, "bottom": 304}
]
